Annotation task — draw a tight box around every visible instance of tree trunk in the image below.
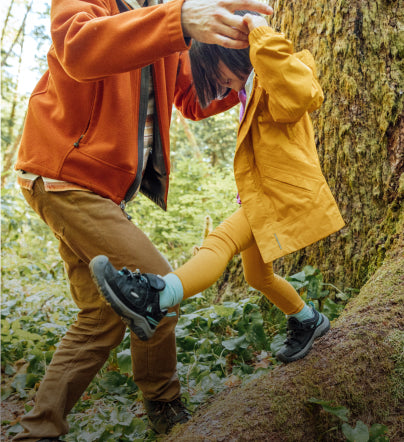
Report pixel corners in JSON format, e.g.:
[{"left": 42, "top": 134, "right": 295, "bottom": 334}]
[
  {"left": 165, "top": 234, "right": 404, "bottom": 441},
  {"left": 248, "top": 0, "right": 403, "bottom": 292},
  {"left": 1, "top": 0, "right": 32, "bottom": 187}
]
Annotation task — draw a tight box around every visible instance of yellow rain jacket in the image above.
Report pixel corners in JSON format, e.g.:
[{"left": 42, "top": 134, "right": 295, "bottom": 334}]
[{"left": 235, "top": 27, "right": 345, "bottom": 262}]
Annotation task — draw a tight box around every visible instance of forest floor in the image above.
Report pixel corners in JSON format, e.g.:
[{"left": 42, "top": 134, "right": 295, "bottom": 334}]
[{"left": 1, "top": 395, "right": 26, "bottom": 441}]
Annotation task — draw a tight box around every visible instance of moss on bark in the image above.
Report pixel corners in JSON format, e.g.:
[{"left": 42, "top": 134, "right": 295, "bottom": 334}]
[{"left": 264, "top": 0, "right": 404, "bottom": 290}]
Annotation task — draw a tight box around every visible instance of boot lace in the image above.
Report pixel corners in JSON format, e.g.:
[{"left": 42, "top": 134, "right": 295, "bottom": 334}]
[
  {"left": 284, "top": 317, "right": 307, "bottom": 345},
  {"left": 119, "top": 267, "right": 145, "bottom": 282},
  {"left": 153, "top": 398, "right": 190, "bottom": 424}
]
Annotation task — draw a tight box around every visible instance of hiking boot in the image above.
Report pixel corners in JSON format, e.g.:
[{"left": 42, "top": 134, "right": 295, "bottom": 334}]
[
  {"left": 144, "top": 397, "right": 191, "bottom": 434},
  {"left": 276, "top": 307, "right": 330, "bottom": 363},
  {"left": 89, "top": 255, "right": 166, "bottom": 341}
]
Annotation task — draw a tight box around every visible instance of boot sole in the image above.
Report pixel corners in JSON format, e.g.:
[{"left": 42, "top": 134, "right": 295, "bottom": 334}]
[
  {"left": 89, "top": 255, "right": 155, "bottom": 341},
  {"left": 276, "top": 314, "right": 330, "bottom": 363}
]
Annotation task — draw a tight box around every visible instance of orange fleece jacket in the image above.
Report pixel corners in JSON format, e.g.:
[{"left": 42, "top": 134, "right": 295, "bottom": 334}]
[{"left": 16, "top": 0, "right": 238, "bottom": 208}]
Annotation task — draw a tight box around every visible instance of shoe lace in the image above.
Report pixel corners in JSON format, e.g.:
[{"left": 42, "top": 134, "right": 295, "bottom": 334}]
[
  {"left": 167, "top": 399, "right": 190, "bottom": 423},
  {"left": 153, "top": 399, "right": 190, "bottom": 423},
  {"left": 284, "top": 317, "right": 306, "bottom": 344},
  {"left": 119, "top": 267, "right": 144, "bottom": 282}
]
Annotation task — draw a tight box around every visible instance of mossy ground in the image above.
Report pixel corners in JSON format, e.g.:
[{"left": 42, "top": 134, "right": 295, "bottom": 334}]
[{"left": 165, "top": 237, "right": 404, "bottom": 442}]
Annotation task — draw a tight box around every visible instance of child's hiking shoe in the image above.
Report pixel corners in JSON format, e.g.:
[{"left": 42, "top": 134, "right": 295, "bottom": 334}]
[
  {"left": 275, "top": 307, "right": 330, "bottom": 363},
  {"left": 144, "top": 397, "right": 191, "bottom": 434},
  {"left": 89, "top": 255, "right": 166, "bottom": 341}
]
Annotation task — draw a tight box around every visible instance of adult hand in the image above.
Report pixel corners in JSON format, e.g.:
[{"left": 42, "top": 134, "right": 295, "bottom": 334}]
[
  {"left": 243, "top": 13, "right": 269, "bottom": 32},
  {"left": 181, "top": 0, "right": 273, "bottom": 49}
]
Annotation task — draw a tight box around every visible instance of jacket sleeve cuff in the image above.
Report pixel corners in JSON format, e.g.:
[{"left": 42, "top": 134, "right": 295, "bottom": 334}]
[
  {"left": 248, "top": 26, "right": 277, "bottom": 44},
  {"left": 166, "top": 0, "right": 192, "bottom": 51}
]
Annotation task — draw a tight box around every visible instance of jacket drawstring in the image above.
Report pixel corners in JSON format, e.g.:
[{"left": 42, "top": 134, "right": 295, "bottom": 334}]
[{"left": 120, "top": 200, "right": 132, "bottom": 220}]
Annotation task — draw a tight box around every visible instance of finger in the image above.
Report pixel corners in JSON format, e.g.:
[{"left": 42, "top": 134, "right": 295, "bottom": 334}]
[
  {"left": 218, "top": 11, "right": 249, "bottom": 33},
  {"left": 242, "top": 14, "right": 254, "bottom": 32},
  {"left": 203, "top": 26, "right": 249, "bottom": 46},
  {"left": 214, "top": 24, "right": 250, "bottom": 41},
  {"left": 243, "top": 13, "right": 266, "bottom": 32},
  {"left": 213, "top": 35, "right": 251, "bottom": 49},
  {"left": 221, "top": 0, "right": 273, "bottom": 15}
]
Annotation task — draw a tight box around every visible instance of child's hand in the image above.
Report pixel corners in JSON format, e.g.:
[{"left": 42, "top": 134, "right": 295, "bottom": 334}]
[{"left": 243, "top": 13, "right": 268, "bottom": 32}]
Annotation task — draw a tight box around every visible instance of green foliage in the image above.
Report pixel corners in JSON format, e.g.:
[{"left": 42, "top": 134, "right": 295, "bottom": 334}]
[
  {"left": 128, "top": 155, "right": 238, "bottom": 266},
  {"left": 308, "top": 398, "right": 389, "bottom": 441},
  {"left": 171, "top": 107, "right": 239, "bottom": 171},
  {"left": 66, "top": 405, "right": 149, "bottom": 442},
  {"left": 175, "top": 298, "right": 275, "bottom": 408},
  {"left": 2, "top": 179, "right": 352, "bottom": 440},
  {"left": 1, "top": 0, "right": 51, "bottom": 183},
  {"left": 286, "top": 265, "right": 349, "bottom": 319}
]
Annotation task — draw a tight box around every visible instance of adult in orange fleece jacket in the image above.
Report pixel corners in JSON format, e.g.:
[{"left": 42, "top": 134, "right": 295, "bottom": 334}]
[{"left": 13, "top": 0, "right": 273, "bottom": 440}]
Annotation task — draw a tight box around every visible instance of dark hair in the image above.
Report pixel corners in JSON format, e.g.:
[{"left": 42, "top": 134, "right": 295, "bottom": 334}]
[{"left": 189, "top": 10, "right": 260, "bottom": 108}]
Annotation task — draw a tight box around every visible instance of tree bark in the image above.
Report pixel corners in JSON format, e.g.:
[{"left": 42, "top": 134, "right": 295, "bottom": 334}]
[
  {"left": 213, "top": 0, "right": 403, "bottom": 302},
  {"left": 259, "top": 0, "right": 403, "bottom": 291},
  {"left": 165, "top": 234, "right": 404, "bottom": 441},
  {"left": 1, "top": 127, "right": 23, "bottom": 188}
]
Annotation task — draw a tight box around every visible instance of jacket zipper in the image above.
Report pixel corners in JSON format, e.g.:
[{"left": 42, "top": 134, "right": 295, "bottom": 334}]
[
  {"left": 119, "top": 65, "right": 151, "bottom": 218},
  {"left": 73, "top": 81, "right": 98, "bottom": 148},
  {"left": 73, "top": 135, "right": 84, "bottom": 147},
  {"left": 73, "top": 0, "right": 142, "bottom": 220}
]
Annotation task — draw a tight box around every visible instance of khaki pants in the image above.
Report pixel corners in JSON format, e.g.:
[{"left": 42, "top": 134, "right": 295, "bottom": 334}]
[{"left": 13, "top": 178, "right": 180, "bottom": 441}]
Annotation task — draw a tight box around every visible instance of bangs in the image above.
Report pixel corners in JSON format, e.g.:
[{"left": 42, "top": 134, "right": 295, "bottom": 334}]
[
  {"left": 189, "top": 41, "right": 252, "bottom": 108},
  {"left": 189, "top": 9, "right": 260, "bottom": 107}
]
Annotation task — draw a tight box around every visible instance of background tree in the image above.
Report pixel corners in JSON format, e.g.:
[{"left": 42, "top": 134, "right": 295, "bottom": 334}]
[
  {"left": 267, "top": 0, "right": 403, "bottom": 291},
  {"left": 1, "top": 0, "right": 50, "bottom": 186},
  {"left": 181, "top": 0, "right": 403, "bottom": 302}
]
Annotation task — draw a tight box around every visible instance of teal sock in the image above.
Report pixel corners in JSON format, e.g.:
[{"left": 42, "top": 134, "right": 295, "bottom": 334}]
[
  {"left": 159, "top": 273, "right": 184, "bottom": 310},
  {"left": 289, "top": 304, "right": 321, "bottom": 324}
]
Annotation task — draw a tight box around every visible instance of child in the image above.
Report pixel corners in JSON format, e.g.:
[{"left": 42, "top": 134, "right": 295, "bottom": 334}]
[{"left": 90, "top": 11, "right": 345, "bottom": 363}]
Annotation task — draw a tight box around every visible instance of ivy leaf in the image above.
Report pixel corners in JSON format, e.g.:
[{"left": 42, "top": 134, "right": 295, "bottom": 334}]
[
  {"left": 308, "top": 397, "right": 349, "bottom": 422},
  {"left": 270, "top": 333, "right": 286, "bottom": 355},
  {"left": 6, "top": 423, "right": 23, "bottom": 437},
  {"left": 11, "top": 374, "right": 28, "bottom": 398},
  {"left": 110, "top": 408, "right": 134, "bottom": 426},
  {"left": 302, "top": 265, "right": 318, "bottom": 276},
  {"left": 177, "top": 335, "right": 199, "bottom": 351},
  {"left": 289, "top": 270, "right": 307, "bottom": 282},
  {"left": 342, "top": 420, "right": 370, "bottom": 442},
  {"left": 369, "top": 423, "right": 388, "bottom": 440},
  {"left": 288, "top": 279, "right": 309, "bottom": 291},
  {"left": 323, "top": 298, "right": 344, "bottom": 320},
  {"left": 98, "top": 371, "right": 136, "bottom": 395},
  {"left": 117, "top": 349, "right": 132, "bottom": 375},
  {"left": 222, "top": 335, "right": 248, "bottom": 351}
]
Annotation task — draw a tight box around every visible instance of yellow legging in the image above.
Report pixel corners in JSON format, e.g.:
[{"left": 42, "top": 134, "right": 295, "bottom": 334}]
[{"left": 173, "top": 207, "right": 305, "bottom": 315}]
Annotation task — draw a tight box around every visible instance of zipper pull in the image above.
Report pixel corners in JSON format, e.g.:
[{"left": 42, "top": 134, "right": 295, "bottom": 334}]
[
  {"left": 120, "top": 201, "right": 132, "bottom": 220},
  {"left": 74, "top": 135, "right": 84, "bottom": 147}
]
